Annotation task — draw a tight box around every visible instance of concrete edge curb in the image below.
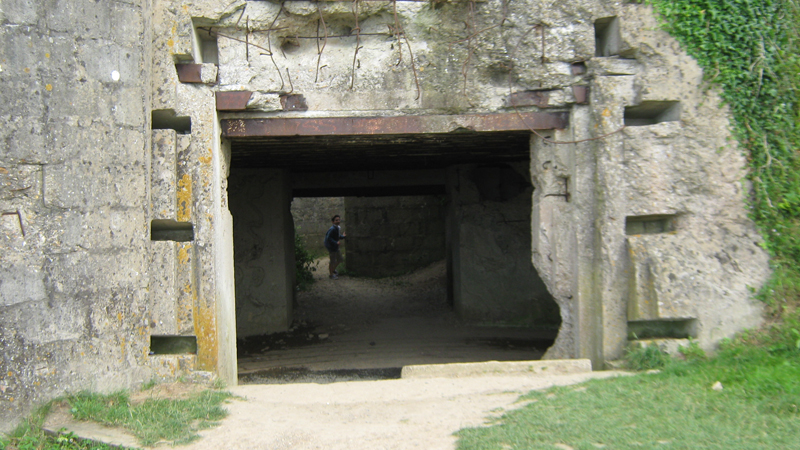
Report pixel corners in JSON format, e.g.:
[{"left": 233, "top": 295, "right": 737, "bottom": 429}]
[
  {"left": 400, "top": 359, "right": 593, "bottom": 379},
  {"left": 42, "top": 420, "right": 142, "bottom": 450}
]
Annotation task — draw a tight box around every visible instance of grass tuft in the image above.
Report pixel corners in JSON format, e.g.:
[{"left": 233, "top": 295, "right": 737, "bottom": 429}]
[
  {"left": 624, "top": 344, "right": 670, "bottom": 371},
  {"left": 65, "top": 389, "right": 232, "bottom": 446},
  {"left": 0, "top": 386, "right": 232, "bottom": 450}
]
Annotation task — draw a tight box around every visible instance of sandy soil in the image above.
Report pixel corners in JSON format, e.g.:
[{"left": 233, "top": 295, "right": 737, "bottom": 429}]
[{"left": 182, "top": 371, "right": 625, "bottom": 450}]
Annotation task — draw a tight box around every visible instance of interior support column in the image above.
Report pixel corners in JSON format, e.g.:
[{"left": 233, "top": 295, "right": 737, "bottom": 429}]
[{"left": 230, "top": 168, "right": 295, "bottom": 337}]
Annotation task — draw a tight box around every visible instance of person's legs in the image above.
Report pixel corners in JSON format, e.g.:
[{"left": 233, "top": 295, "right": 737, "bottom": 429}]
[{"left": 329, "top": 250, "right": 343, "bottom": 278}]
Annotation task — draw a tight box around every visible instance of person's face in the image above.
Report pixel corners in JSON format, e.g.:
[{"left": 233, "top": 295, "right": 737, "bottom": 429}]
[{"left": 333, "top": 217, "right": 341, "bottom": 226}]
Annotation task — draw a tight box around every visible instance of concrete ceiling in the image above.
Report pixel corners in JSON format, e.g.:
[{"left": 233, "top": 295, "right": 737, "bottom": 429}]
[{"left": 229, "top": 131, "right": 533, "bottom": 173}]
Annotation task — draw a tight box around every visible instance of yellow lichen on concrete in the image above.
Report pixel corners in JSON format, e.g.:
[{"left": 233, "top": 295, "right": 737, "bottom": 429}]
[
  {"left": 177, "top": 173, "right": 192, "bottom": 222},
  {"left": 178, "top": 244, "right": 192, "bottom": 265},
  {"left": 194, "top": 304, "right": 217, "bottom": 372},
  {"left": 199, "top": 149, "right": 212, "bottom": 165}
]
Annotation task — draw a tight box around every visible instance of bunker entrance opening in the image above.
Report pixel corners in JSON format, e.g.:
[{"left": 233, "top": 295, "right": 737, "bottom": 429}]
[{"left": 226, "top": 129, "right": 562, "bottom": 383}]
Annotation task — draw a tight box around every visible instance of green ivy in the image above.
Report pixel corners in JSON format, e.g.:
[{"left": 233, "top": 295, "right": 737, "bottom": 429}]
[{"left": 650, "top": 0, "right": 800, "bottom": 311}]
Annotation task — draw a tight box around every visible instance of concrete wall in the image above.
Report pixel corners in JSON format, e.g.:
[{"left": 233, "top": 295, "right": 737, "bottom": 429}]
[
  {"left": 0, "top": 0, "right": 154, "bottom": 430},
  {"left": 345, "top": 196, "right": 446, "bottom": 277},
  {"left": 448, "top": 164, "right": 560, "bottom": 327},
  {"left": 528, "top": 9, "right": 771, "bottom": 363},
  {"left": 291, "top": 197, "right": 345, "bottom": 255},
  {"left": 229, "top": 168, "right": 295, "bottom": 337}
]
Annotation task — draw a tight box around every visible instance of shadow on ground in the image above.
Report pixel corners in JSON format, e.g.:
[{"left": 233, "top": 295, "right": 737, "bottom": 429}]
[{"left": 237, "top": 260, "right": 557, "bottom": 383}]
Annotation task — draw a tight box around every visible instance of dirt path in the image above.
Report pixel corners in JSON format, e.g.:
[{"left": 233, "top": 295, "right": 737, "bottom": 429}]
[{"left": 182, "top": 371, "right": 625, "bottom": 450}]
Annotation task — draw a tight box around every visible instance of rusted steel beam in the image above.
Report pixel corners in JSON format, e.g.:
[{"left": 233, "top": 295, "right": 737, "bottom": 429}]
[
  {"left": 222, "top": 111, "right": 568, "bottom": 137},
  {"left": 216, "top": 91, "right": 252, "bottom": 111},
  {"left": 572, "top": 85, "right": 589, "bottom": 104},
  {"left": 175, "top": 64, "right": 203, "bottom": 83}
]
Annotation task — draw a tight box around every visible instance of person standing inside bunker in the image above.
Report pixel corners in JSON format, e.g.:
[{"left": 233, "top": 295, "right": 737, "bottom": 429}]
[{"left": 324, "top": 215, "right": 346, "bottom": 279}]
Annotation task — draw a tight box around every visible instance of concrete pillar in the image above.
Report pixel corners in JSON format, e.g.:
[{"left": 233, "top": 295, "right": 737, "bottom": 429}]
[
  {"left": 213, "top": 137, "right": 237, "bottom": 386},
  {"left": 530, "top": 110, "right": 602, "bottom": 365},
  {"left": 446, "top": 164, "right": 559, "bottom": 327},
  {"left": 229, "top": 168, "right": 295, "bottom": 338}
]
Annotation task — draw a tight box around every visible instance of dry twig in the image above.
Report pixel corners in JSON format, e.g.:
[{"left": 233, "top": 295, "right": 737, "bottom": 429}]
[
  {"left": 315, "top": 4, "right": 329, "bottom": 83},
  {"left": 351, "top": 0, "right": 362, "bottom": 89}
]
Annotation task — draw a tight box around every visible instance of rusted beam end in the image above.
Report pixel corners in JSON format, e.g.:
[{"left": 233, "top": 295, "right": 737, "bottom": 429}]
[
  {"left": 571, "top": 62, "right": 587, "bottom": 75},
  {"left": 572, "top": 86, "right": 590, "bottom": 105},
  {"left": 216, "top": 91, "right": 252, "bottom": 111},
  {"left": 221, "top": 111, "right": 568, "bottom": 137},
  {"left": 176, "top": 64, "right": 203, "bottom": 83}
]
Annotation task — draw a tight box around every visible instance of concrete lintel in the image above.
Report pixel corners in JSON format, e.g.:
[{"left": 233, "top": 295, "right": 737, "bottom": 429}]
[{"left": 221, "top": 111, "right": 569, "bottom": 138}]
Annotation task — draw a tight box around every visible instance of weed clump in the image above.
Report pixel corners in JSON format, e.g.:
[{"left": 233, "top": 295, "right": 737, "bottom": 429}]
[
  {"left": 625, "top": 344, "right": 670, "bottom": 370},
  {"left": 295, "top": 230, "right": 318, "bottom": 291}
]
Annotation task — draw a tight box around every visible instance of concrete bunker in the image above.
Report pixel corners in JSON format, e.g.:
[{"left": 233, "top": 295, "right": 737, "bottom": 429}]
[
  {"left": 1, "top": 0, "right": 778, "bottom": 429},
  {"left": 226, "top": 119, "right": 564, "bottom": 370}
]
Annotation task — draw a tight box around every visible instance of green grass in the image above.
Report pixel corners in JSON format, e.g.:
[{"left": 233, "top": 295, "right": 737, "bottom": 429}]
[
  {"left": 457, "top": 339, "right": 800, "bottom": 449},
  {"left": 0, "top": 403, "right": 121, "bottom": 450},
  {"left": 0, "top": 386, "right": 232, "bottom": 449},
  {"left": 623, "top": 344, "right": 671, "bottom": 371},
  {"left": 66, "top": 389, "right": 232, "bottom": 446},
  {"left": 0, "top": 430, "right": 119, "bottom": 450}
]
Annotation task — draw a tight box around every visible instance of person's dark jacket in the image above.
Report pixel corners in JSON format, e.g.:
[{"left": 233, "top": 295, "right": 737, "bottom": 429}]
[{"left": 324, "top": 225, "right": 344, "bottom": 252}]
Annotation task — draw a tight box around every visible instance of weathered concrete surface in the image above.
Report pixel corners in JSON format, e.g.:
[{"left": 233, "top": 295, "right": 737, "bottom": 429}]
[
  {"left": 0, "top": 0, "right": 154, "bottom": 431},
  {"left": 345, "top": 195, "right": 445, "bottom": 277},
  {"left": 229, "top": 168, "right": 295, "bottom": 337},
  {"left": 401, "top": 358, "right": 592, "bottom": 379},
  {"left": 449, "top": 163, "right": 561, "bottom": 327}
]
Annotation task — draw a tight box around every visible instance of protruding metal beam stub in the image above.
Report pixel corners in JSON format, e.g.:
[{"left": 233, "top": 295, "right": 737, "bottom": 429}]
[
  {"left": 572, "top": 86, "right": 589, "bottom": 104},
  {"left": 216, "top": 91, "right": 252, "bottom": 111},
  {"left": 176, "top": 64, "right": 203, "bottom": 83}
]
